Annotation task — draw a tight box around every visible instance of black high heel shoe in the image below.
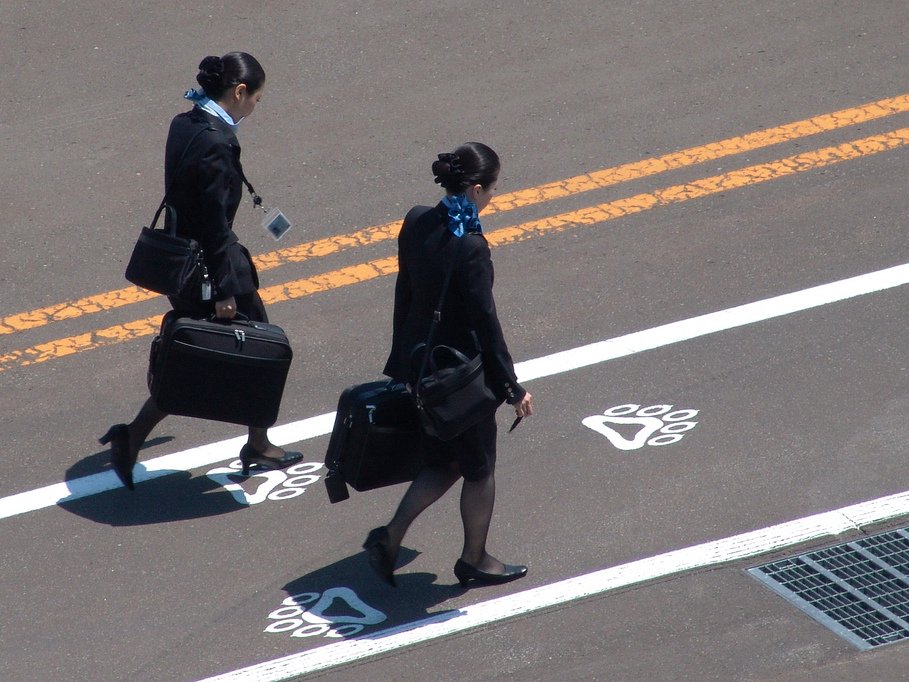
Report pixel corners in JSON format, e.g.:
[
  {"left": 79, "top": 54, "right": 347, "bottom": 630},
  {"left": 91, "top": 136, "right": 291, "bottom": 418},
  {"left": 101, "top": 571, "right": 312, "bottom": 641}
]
[
  {"left": 362, "top": 527, "right": 397, "bottom": 587},
  {"left": 238, "top": 444, "right": 304, "bottom": 476},
  {"left": 99, "top": 424, "right": 136, "bottom": 491},
  {"left": 453, "top": 559, "right": 527, "bottom": 587}
]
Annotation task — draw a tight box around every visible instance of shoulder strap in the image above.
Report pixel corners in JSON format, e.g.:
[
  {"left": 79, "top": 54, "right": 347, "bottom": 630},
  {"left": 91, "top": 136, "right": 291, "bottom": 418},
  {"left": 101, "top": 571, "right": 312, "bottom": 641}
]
[
  {"left": 414, "top": 233, "right": 467, "bottom": 386},
  {"left": 161, "top": 124, "right": 215, "bottom": 207},
  {"left": 156, "top": 123, "right": 264, "bottom": 228},
  {"left": 162, "top": 124, "right": 262, "bottom": 206},
  {"left": 149, "top": 125, "right": 214, "bottom": 233}
]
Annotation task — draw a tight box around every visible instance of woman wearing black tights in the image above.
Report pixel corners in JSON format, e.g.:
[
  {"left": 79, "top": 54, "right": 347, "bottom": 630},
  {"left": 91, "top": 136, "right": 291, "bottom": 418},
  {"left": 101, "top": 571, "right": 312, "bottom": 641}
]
[
  {"left": 100, "top": 53, "right": 302, "bottom": 489},
  {"left": 364, "top": 143, "right": 534, "bottom": 587}
]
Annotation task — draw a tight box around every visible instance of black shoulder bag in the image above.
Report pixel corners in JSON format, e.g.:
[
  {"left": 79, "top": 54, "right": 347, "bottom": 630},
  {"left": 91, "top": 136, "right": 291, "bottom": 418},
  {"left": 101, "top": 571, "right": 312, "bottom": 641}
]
[
  {"left": 124, "top": 126, "right": 214, "bottom": 301},
  {"left": 411, "top": 234, "right": 502, "bottom": 441}
]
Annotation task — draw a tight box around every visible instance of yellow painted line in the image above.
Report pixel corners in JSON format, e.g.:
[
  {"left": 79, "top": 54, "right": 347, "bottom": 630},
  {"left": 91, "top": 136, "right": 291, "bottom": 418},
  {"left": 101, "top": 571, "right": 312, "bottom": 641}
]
[
  {"left": 485, "top": 92, "right": 909, "bottom": 214},
  {"left": 0, "top": 288, "right": 161, "bottom": 335},
  {"left": 485, "top": 129, "right": 909, "bottom": 246},
  {"left": 0, "top": 233, "right": 403, "bottom": 338},
  {"left": 259, "top": 258, "right": 399, "bottom": 305},
  {"left": 2, "top": 127, "right": 907, "bottom": 375},
  {"left": 0, "top": 315, "right": 163, "bottom": 369},
  {"left": 3, "top": 93, "right": 909, "bottom": 338}
]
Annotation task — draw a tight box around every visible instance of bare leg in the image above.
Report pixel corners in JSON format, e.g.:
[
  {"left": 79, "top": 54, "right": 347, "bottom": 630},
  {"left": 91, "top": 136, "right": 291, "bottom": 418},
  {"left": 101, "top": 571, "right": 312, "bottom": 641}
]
[
  {"left": 385, "top": 462, "right": 461, "bottom": 561},
  {"left": 459, "top": 472, "right": 506, "bottom": 574}
]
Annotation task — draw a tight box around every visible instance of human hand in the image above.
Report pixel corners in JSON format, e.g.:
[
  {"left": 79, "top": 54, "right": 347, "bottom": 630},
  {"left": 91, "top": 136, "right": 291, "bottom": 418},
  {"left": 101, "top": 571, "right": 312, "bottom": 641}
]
[
  {"left": 214, "top": 296, "right": 237, "bottom": 319},
  {"left": 515, "top": 391, "right": 533, "bottom": 418}
]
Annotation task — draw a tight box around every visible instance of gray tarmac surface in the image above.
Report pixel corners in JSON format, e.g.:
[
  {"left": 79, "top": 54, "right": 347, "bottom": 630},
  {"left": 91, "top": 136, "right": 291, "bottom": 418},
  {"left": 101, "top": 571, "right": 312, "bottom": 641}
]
[{"left": 3, "top": 2, "right": 909, "bottom": 680}]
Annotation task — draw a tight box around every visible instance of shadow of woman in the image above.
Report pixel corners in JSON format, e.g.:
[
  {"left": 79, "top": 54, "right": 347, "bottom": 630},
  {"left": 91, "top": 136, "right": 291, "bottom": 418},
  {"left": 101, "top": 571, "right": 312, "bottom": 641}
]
[
  {"left": 59, "top": 439, "right": 249, "bottom": 526},
  {"left": 276, "top": 549, "right": 467, "bottom": 643}
]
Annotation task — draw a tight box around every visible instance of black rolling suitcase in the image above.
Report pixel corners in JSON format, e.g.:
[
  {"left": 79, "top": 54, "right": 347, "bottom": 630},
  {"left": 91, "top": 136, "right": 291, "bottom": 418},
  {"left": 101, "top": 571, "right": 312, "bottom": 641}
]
[
  {"left": 324, "top": 380, "right": 423, "bottom": 503},
  {"left": 148, "top": 311, "right": 292, "bottom": 428}
]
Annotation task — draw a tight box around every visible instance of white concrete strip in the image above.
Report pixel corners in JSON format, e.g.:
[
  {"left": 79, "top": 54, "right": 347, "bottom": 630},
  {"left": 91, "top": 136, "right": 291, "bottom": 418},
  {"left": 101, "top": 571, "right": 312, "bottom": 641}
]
[
  {"left": 2, "top": 261, "right": 909, "bottom": 522},
  {"left": 197, "top": 491, "right": 909, "bottom": 681}
]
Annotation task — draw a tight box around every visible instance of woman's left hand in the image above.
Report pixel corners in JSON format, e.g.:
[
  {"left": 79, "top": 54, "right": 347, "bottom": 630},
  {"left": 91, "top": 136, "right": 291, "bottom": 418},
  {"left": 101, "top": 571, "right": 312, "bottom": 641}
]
[
  {"left": 515, "top": 391, "right": 533, "bottom": 418},
  {"left": 214, "top": 296, "right": 237, "bottom": 319}
]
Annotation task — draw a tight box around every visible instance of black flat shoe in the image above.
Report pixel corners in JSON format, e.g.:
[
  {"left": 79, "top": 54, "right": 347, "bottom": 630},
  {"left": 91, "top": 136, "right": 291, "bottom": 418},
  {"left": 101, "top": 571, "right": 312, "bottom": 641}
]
[
  {"left": 99, "top": 424, "right": 136, "bottom": 491},
  {"left": 453, "top": 559, "right": 527, "bottom": 587},
  {"left": 239, "top": 445, "right": 304, "bottom": 475},
  {"left": 363, "top": 526, "right": 396, "bottom": 587}
]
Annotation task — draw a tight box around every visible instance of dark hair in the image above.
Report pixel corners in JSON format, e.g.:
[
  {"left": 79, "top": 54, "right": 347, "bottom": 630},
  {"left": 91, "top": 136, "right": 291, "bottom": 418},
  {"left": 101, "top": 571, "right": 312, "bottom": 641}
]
[
  {"left": 432, "top": 142, "right": 500, "bottom": 193},
  {"left": 196, "top": 52, "right": 266, "bottom": 100}
]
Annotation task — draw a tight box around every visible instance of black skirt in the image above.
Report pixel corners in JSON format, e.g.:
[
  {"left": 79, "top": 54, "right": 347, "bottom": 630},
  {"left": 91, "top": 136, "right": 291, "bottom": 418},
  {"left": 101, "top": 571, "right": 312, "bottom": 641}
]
[{"left": 421, "top": 412, "right": 497, "bottom": 481}]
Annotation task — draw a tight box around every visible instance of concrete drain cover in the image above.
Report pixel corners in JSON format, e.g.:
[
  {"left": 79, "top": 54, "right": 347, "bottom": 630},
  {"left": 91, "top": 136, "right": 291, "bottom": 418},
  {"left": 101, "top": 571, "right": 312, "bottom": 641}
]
[{"left": 748, "top": 528, "right": 909, "bottom": 649}]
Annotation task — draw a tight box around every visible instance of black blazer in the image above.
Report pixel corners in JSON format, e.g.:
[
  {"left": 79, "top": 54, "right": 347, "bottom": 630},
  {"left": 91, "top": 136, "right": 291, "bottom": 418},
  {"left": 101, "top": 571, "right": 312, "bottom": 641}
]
[
  {"left": 383, "top": 204, "right": 526, "bottom": 405},
  {"left": 163, "top": 107, "right": 259, "bottom": 299}
]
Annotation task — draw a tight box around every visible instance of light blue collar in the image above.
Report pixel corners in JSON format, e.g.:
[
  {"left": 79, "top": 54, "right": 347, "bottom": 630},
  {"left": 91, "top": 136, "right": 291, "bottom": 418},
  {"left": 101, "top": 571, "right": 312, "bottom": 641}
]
[{"left": 184, "top": 88, "right": 240, "bottom": 128}]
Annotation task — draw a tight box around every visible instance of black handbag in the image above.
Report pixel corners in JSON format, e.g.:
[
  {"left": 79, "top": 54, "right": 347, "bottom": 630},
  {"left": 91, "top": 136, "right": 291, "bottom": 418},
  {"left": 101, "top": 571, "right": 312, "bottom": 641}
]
[
  {"left": 125, "top": 125, "right": 216, "bottom": 301},
  {"left": 413, "top": 343, "right": 499, "bottom": 441},
  {"left": 412, "top": 236, "right": 501, "bottom": 441},
  {"left": 125, "top": 124, "right": 266, "bottom": 301},
  {"left": 124, "top": 202, "right": 210, "bottom": 300}
]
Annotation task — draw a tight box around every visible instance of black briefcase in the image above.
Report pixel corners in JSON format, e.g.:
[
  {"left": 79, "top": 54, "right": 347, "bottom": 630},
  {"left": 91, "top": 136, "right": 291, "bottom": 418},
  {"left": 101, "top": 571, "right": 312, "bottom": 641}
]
[
  {"left": 148, "top": 312, "right": 293, "bottom": 428},
  {"left": 324, "top": 380, "right": 422, "bottom": 503}
]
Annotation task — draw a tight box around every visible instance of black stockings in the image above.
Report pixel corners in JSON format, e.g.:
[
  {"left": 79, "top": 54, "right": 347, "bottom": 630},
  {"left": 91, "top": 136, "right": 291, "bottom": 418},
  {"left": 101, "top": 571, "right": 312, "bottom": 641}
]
[
  {"left": 125, "top": 397, "right": 282, "bottom": 462},
  {"left": 385, "top": 463, "right": 505, "bottom": 573}
]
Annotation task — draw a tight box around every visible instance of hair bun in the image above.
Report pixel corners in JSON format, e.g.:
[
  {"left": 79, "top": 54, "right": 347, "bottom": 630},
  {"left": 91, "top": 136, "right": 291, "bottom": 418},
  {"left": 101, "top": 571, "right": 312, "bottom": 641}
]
[
  {"left": 431, "top": 143, "right": 500, "bottom": 194},
  {"left": 432, "top": 152, "right": 463, "bottom": 185},
  {"left": 196, "top": 56, "right": 225, "bottom": 91},
  {"left": 198, "top": 55, "right": 224, "bottom": 75}
]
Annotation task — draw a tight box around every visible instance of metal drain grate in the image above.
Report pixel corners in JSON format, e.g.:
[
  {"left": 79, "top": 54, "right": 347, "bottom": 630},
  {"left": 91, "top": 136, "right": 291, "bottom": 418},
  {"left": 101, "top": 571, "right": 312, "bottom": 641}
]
[{"left": 748, "top": 528, "right": 909, "bottom": 649}]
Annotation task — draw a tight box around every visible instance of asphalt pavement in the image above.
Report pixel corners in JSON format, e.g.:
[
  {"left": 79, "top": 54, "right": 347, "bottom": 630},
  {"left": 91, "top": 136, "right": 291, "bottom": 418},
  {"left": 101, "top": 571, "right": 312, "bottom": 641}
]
[{"left": 3, "top": 2, "right": 909, "bottom": 680}]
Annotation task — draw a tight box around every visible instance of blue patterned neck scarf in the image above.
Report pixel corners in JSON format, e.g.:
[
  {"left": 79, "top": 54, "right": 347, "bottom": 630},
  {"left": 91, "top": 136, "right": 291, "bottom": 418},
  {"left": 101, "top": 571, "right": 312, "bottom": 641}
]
[
  {"left": 442, "top": 194, "right": 482, "bottom": 237},
  {"left": 184, "top": 88, "right": 241, "bottom": 128}
]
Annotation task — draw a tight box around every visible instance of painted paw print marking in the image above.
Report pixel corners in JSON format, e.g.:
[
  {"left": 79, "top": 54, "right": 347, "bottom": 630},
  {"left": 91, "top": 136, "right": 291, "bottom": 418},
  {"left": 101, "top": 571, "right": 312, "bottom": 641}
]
[
  {"left": 205, "top": 460, "right": 321, "bottom": 505},
  {"left": 583, "top": 404, "right": 699, "bottom": 450},
  {"left": 265, "top": 587, "right": 387, "bottom": 639}
]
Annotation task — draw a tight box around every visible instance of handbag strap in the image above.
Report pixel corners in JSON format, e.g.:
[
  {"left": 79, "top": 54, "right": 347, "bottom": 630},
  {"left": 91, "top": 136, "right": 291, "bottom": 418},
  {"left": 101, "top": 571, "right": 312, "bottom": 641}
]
[
  {"left": 155, "top": 124, "right": 264, "bottom": 227},
  {"left": 414, "top": 232, "right": 467, "bottom": 390},
  {"left": 159, "top": 125, "right": 215, "bottom": 213}
]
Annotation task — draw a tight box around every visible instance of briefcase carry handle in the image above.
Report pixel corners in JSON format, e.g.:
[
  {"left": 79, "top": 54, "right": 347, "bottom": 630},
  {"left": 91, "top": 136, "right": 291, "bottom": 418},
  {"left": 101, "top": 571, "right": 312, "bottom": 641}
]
[
  {"left": 207, "top": 312, "right": 251, "bottom": 323},
  {"left": 148, "top": 203, "right": 179, "bottom": 236},
  {"left": 203, "top": 313, "right": 275, "bottom": 331}
]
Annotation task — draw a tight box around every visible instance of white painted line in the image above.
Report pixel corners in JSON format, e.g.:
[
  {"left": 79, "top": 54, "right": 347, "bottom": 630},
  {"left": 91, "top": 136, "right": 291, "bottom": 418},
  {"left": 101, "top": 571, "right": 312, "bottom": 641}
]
[
  {"left": 0, "top": 414, "right": 335, "bottom": 521},
  {"left": 518, "top": 261, "right": 909, "bottom": 381},
  {"left": 197, "top": 490, "right": 909, "bottom": 681},
  {"left": 3, "top": 260, "right": 909, "bottom": 522}
]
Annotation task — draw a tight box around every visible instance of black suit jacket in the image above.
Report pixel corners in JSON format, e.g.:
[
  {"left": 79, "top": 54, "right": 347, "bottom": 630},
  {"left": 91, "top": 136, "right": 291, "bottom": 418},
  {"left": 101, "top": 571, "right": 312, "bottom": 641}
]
[
  {"left": 383, "top": 204, "right": 525, "bottom": 405},
  {"left": 163, "top": 107, "right": 259, "bottom": 299}
]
